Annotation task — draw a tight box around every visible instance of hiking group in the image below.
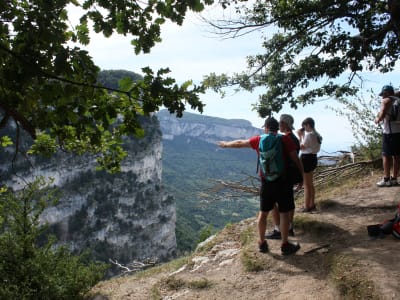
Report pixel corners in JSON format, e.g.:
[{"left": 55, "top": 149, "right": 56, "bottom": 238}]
[
  {"left": 217, "top": 83, "right": 400, "bottom": 255},
  {"left": 217, "top": 114, "right": 322, "bottom": 255}
]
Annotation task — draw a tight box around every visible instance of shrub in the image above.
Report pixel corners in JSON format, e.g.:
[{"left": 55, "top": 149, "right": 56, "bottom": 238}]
[{"left": 0, "top": 177, "right": 108, "bottom": 300}]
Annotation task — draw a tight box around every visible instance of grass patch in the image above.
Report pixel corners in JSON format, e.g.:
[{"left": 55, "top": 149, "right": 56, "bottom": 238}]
[
  {"left": 187, "top": 278, "right": 212, "bottom": 289},
  {"left": 152, "top": 275, "right": 212, "bottom": 298},
  {"left": 241, "top": 249, "right": 267, "bottom": 272},
  {"left": 294, "top": 215, "right": 345, "bottom": 237},
  {"left": 135, "top": 255, "right": 191, "bottom": 279},
  {"left": 195, "top": 235, "right": 219, "bottom": 254},
  {"left": 150, "top": 285, "right": 162, "bottom": 300},
  {"left": 329, "top": 254, "right": 379, "bottom": 300},
  {"left": 159, "top": 276, "right": 186, "bottom": 290},
  {"left": 318, "top": 198, "right": 340, "bottom": 210},
  {"left": 315, "top": 169, "right": 372, "bottom": 201},
  {"left": 238, "top": 224, "right": 271, "bottom": 272},
  {"left": 196, "top": 223, "right": 237, "bottom": 254},
  {"left": 239, "top": 225, "right": 254, "bottom": 246}
]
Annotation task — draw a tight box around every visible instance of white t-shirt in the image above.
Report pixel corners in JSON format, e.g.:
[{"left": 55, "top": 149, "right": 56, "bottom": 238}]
[{"left": 301, "top": 131, "right": 321, "bottom": 154}]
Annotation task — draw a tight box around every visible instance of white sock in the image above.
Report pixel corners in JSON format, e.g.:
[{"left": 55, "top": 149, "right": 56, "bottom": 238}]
[{"left": 274, "top": 225, "right": 280, "bottom": 232}]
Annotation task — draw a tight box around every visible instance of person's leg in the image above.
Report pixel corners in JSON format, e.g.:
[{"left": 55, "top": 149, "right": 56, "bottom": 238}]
[
  {"left": 393, "top": 155, "right": 399, "bottom": 178},
  {"left": 266, "top": 204, "right": 281, "bottom": 239},
  {"left": 383, "top": 155, "right": 391, "bottom": 178},
  {"left": 303, "top": 172, "right": 313, "bottom": 208},
  {"left": 377, "top": 154, "right": 392, "bottom": 187},
  {"left": 289, "top": 209, "right": 295, "bottom": 235},
  {"left": 278, "top": 181, "right": 300, "bottom": 255},
  {"left": 309, "top": 171, "right": 315, "bottom": 208},
  {"left": 258, "top": 211, "right": 269, "bottom": 244},
  {"left": 271, "top": 204, "right": 280, "bottom": 228},
  {"left": 280, "top": 211, "right": 289, "bottom": 244}
]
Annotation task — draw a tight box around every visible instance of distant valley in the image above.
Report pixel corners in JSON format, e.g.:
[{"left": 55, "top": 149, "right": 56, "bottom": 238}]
[{"left": 157, "top": 109, "right": 263, "bottom": 253}]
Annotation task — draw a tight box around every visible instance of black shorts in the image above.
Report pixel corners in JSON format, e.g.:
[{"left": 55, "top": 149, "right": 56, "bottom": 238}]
[
  {"left": 301, "top": 153, "right": 317, "bottom": 173},
  {"left": 259, "top": 177, "right": 295, "bottom": 213},
  {"left": 382, "top": 133, "right": 400, "bottom": 156}
]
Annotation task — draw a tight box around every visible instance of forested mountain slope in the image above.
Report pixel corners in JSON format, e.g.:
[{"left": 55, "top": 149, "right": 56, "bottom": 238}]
[{"left": 157, "top": 110, "right": 263, "bottom": 253}]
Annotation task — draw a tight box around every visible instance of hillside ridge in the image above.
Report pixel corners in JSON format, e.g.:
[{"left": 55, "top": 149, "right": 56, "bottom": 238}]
[{"left": 90, "top": 171, "right": 400, "bottom": 299}]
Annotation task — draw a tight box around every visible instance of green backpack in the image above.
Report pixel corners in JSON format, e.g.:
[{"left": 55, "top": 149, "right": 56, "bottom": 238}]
[{"left": 258, "top": 133, "right": 285, "bottom": 182}]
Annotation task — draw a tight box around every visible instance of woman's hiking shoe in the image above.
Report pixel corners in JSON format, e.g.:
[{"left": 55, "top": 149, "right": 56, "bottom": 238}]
[
  {"left": 391, "top": 177, "right": 398, "bottom": 186},
  {"left": 298, "top": 205, "right": 316, "bottom": 213},
  {"left": 281, "top": 242, "right": 300, "bottom": 255},
  {"left": 377, "top": 177, "right": 392, "bottom": 187},
  {"left": 258, "top": 240, "right": 269, "bottom": 253},
  {"left": 265, "top": 229, "right": 281, "bottom": 239}
]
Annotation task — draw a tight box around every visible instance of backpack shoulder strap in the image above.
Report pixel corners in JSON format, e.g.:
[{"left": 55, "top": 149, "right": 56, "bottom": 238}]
[{"left": 387, "top": 96, "right": 400, "bottom": 133}]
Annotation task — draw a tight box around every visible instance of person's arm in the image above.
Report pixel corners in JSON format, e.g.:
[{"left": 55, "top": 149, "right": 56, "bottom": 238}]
[
  {"left": 289, "top": 150, "right": 303, "bottom": 175},
  {"left": 296, "top": 129, "right": 305, "bottom": 149},
  {"left": 289, "top": 150, "right": 304, "bottom": 191},
  {"left": 300, "top": 132, "right": 312, "bottom": 150},
  {"left": 217, "top": 139, "right": 251, "bottom": 148},
  {"left": 375, "top": 97, "right": 392, "bottom": 124}
]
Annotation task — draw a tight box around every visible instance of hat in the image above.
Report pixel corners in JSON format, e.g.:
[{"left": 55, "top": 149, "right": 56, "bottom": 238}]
[
  {"left": 379, "top": 85, "right": 394, "bottom": 96},
  {"left": 262, "top": 117, "right": 279, "bottom": 131},
  {"left": 280, "top": 114, "right": 295, "bottom": 130}
]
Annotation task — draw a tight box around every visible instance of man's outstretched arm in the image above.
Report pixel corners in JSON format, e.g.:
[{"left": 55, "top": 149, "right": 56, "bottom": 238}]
[{"left": 217, "top": 140, "right": 251, "bottom": 148}]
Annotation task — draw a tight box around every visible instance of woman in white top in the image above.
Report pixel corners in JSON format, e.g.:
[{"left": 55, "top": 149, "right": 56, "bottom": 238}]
[{"left": 296, "top": 117, "right": 322, "bottom": 212}]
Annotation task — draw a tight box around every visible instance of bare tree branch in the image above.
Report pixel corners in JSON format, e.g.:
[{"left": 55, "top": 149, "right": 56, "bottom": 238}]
[
  {"left": 208, "top": 151, "right": 378, "bottom": 201},
  {"left": 109, "top": 258, "right": 157, "bottom": 277}
]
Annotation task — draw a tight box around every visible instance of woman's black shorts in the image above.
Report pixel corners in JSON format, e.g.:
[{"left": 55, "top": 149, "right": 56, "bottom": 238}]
[{"left": 301, "top": 153, "right": 317, "bottom": 173}]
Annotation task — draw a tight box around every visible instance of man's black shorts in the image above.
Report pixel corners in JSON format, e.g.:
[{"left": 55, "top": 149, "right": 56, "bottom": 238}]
[
  {"left": 301, "top": 153, "right": 318, "bottom": 173},
  {"left": 259, "top": 177, "right": 295, "bottom": 213},
  {"left": 382, "top": 133, "right": 400, "bottom": 156}
]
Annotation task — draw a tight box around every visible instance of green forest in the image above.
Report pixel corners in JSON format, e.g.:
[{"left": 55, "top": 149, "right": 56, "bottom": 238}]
[{"left": 162, "top": 135, "right": 259, "bottom": 253}]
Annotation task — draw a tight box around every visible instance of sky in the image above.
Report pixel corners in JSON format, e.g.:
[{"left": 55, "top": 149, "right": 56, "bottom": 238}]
[{"left": 70, "top": 4, "right": 400, "bottom": 154}]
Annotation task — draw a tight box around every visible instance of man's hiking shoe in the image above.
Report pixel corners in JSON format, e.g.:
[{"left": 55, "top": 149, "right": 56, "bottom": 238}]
[
  {"left": 289, "top": 228, "right": 295, "bottom": 237},
  {"left": 377, "top": 178, "right": 391, "bottom": 187},
  {"left": 266, "top": 229, "right": 281, "bottom": 240},
  {"left": 391, "top": 177, "right": 398, "bottom": 186},
  {"left": 281, "top": 242, "right": 300, "bottom": 255},
  {"left": 258, "top": 240, "right": 269, "bottom": 253}
]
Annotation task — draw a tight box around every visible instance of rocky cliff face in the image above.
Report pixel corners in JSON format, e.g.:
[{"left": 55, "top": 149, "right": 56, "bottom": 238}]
[
  {"left": 157, "top": 110, "right": 262, "bottom": 143},
  {"left": 0, "top": 115, "right": 176, "bottom": 267}
]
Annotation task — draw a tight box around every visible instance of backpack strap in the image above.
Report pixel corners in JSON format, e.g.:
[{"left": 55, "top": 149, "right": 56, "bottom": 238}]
[
  {"left": 388, "top": 96, "right": 395, "bottom": 134},
  {"left": 387, "top": 96, "right": 400, "bottom": 134}
]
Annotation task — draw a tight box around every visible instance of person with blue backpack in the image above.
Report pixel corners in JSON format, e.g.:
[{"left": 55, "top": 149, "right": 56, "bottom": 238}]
[
  {"left": 217, "top": 117, "right": 303, "bottom": 255},
  {"left": 266, "top": 114, "right": 302, "bottom": 240}
]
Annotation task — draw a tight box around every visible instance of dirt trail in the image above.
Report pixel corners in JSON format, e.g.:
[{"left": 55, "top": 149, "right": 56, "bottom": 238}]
[{"left": 91, "top": 174, "right": 400, "bottom": 300}]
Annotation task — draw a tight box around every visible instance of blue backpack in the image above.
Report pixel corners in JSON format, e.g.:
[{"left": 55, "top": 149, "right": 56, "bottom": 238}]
[{"left": 258, "top": 133, "right": 285, "bottom": 182}]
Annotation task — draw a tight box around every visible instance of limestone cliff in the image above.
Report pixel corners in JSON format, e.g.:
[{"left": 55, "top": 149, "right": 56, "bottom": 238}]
[
  {"left": 157, "top": 110, "right": 262, "bottom": 143},
  {"left": 0, "top": 115, "right": 176, "bottom": 267}
]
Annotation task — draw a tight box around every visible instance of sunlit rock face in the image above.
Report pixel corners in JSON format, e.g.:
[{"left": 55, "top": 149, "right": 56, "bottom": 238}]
[
  {"left": 0, "top": 115, "right": 176, "bottom": 267},
  {"left": 157, "top": 110, "right": 262, "bottom": 143}
]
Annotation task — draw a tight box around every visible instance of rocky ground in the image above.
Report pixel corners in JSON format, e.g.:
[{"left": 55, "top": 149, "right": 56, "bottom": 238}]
[{"left": 89, "top": 172, "right": 400, "bottom": 300}]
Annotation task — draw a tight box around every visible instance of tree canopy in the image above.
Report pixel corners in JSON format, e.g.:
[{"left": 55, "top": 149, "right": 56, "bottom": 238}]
[
  {"left": 203, "top": 0, "right": 400, "bottom": 117},
  {"left": 0, "top": 0, "right": 214, "bottom": 172}
]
